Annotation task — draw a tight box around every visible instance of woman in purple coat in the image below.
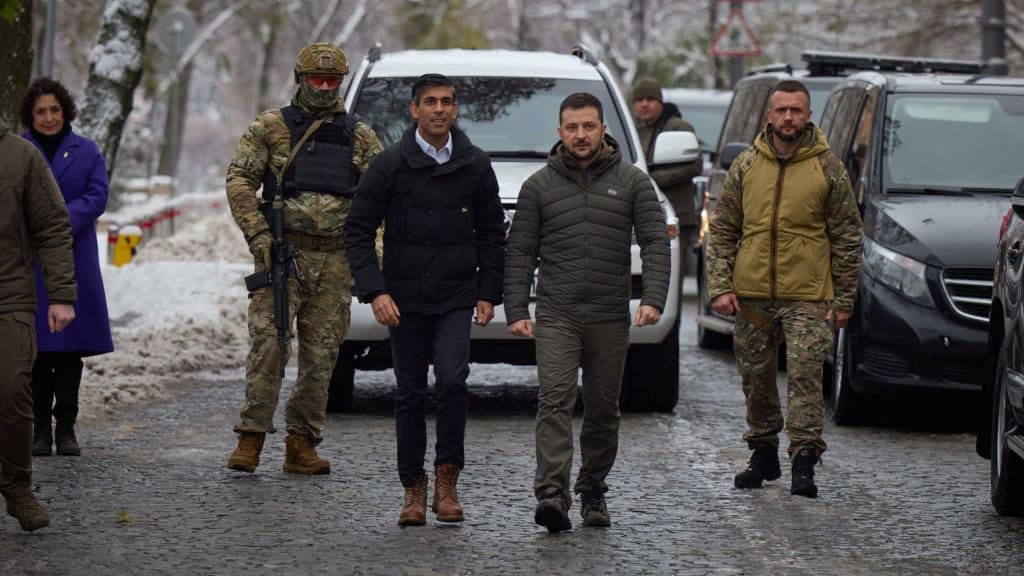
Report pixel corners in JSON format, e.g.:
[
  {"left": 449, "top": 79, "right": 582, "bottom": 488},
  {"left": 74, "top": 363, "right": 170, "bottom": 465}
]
[{"left": 20, "top": 78, "right": 114, "bottom": 457}]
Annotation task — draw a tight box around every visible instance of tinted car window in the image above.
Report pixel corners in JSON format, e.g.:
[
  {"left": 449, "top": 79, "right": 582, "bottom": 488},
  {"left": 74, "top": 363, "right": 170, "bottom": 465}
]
[
  {"left": 717, "top": 79, "right": 772, "bottom": 151},
  {"left": 680, "top": 103, "right": 728, "bottom": 151},
  {"left": 883, "top": 94, "right": 1024, "bottom": 191},
  {"left": 352, "top": 77, "right": 633, "bottom": 161},
  {"left": 822, "top": 88, "right": 866, "bottom": 161}
]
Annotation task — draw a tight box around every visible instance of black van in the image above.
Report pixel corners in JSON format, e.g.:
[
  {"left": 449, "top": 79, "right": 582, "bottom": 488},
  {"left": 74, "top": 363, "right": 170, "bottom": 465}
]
[{"left": 819, "top": 65, "right": 1024, "bottom": 423}]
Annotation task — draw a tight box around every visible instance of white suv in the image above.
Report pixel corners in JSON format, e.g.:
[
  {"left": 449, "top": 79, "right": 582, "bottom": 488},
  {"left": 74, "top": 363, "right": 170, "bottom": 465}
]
[{"left": 328, "top": 45, "right": 697, "bottom": 412}]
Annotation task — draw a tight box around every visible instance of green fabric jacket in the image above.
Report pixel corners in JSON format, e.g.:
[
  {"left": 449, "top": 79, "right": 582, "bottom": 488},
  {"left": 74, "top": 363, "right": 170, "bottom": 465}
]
[
  {"left": 706, "top": 124, "right": 862, "bottom": 312},
  {"left": 504, "top": 135, "right": 670, "bottom": 324},
  {"left": 0, "top": 120, "right": 76, "bottom": 314}
]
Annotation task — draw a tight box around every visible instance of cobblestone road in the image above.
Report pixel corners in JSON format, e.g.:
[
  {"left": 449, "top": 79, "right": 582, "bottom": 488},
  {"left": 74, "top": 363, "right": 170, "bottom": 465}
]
[{"left": 2, "top": 295, "right": 1022, "bottom": 575}]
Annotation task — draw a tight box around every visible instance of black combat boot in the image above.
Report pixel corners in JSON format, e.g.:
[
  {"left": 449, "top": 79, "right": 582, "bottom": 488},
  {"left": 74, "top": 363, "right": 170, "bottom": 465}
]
[
  {"left": 734, "top": 443, "right": 782, "bottom": 489},
  {"left": 790, "top": 446, "right": 819, "bottom": 498}
]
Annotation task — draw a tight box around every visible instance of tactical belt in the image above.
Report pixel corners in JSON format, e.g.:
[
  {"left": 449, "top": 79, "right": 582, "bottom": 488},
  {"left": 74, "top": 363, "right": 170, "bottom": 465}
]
[{"left": 283, "top": 230, "right": 345, "bottom": 252}]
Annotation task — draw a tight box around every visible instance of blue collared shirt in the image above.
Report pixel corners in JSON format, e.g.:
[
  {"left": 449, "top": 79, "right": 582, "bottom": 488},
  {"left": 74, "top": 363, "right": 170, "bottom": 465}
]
[{"left": 414, "top": 129, "right": 452, "bottom": 165}]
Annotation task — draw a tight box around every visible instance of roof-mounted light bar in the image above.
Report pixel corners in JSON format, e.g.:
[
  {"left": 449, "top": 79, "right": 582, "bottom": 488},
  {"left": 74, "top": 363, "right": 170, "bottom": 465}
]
[{"left": 802, "top": 50, "right": 983, "bottom": 75}]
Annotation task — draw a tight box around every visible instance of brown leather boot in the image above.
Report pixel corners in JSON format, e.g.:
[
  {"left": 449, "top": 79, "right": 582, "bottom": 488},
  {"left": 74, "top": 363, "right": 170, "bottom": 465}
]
[
  {"left": 283, "top": 434, "right": 330, "bottom": 475},
  {"left": 398, "top": 475, "right": 428, "bottom": 526},
  {"left": 4, "top": 489, "right": 50, "bottom": 532},
  {"left": 432, "top": 463, "right": 464, "bottom": 522},
  {"left": 227, "top": 432, "right": 266, "bottom": 473}
]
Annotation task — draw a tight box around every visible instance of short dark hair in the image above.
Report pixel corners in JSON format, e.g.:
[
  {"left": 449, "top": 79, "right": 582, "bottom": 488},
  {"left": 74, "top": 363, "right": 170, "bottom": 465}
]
[
  {"left": 559, "top": 92, "right": 604, "bottom": 124},
  {"left": 411, "top": 73, "right": 456, "bottom": 104},
  {"left": 20, "top": 77, "right": 77, "bottom": 129},
  {"left": 769, "top": 80, "right": 811, "bottom": 105}
]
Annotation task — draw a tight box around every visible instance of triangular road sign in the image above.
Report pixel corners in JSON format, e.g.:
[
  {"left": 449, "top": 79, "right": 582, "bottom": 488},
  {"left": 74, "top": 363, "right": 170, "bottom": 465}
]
[{"left": 710, "top": 9, "right": 762, "bottom": 57}]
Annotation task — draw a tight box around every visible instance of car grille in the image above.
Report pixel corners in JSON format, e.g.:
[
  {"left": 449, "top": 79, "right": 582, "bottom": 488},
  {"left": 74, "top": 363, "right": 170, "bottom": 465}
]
[{"left": 940, "top": 268, "right": 993, "bottom": 324}]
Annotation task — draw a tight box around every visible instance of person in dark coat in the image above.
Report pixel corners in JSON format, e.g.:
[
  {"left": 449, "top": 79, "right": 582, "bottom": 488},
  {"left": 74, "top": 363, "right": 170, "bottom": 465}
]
[
  {"left": 345, "top": 74, "right": 506, "bottom": 526},
  {"left": 19, "top": 77, "right": 114, "bottom": 457}
]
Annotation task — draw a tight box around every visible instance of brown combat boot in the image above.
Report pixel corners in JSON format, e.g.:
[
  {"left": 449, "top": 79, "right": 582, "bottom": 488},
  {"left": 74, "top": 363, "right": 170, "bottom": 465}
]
[
  {"left": 398, "top": 475, "right": 428, "bottom": 526},
  {"left": 227, "top": 432, "right": 266, "bottom": 473},
  {"left": 4, "top": 489, "right": 50, "bottom": 532},
  {"left": 283, "top": 434, "right": 330, "bottom": 475},
  {"left": 432, "top": 463, "right": 464, "bottom": 522}
]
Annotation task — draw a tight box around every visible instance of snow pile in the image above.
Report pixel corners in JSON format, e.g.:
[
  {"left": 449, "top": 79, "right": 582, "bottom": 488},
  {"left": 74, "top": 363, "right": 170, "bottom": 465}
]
[{"left": 80, "top": 208, "right": 253, "bottom": 417}]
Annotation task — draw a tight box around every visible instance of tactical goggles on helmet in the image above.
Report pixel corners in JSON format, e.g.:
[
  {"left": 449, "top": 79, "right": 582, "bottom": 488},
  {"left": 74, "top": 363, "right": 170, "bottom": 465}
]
[{"left": 305, "top": 74, "right": 343, "bottom": 89}]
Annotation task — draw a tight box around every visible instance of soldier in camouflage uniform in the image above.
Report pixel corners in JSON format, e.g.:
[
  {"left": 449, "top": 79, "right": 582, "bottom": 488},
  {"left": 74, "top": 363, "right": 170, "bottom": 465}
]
[
  {"left": 706, "top": 80, "right": 862, "bottom": 498},
  {"left": 224, "top": 43, "right": 382, "bottom": 475}
]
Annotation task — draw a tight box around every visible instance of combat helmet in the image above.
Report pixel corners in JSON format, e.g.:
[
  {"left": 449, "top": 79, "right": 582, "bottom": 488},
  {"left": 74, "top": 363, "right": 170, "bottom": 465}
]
[{"left": 293, "top": 42, "right": 349, "bottom": 83}]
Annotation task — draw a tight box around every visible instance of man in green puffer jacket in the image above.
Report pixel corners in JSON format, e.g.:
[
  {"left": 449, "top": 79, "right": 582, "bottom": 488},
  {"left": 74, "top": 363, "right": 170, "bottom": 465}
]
[
  {"left": 504, "top": 92, "right": 670, "bottom": 532},
  {"left": 706, "top": 80, "right": 862, "bottom": 499}
]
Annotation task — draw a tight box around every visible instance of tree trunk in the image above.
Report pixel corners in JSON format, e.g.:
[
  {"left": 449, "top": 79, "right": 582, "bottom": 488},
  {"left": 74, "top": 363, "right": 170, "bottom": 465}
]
[
  {"left": 77, "top": 0, "right": 157, "bottom": 179},
  {"left": 257, "top": 10, "right": 280, "bottom": 114},
  {"left": 156, "top": 61, "right": 192, "bottom": 178},
  {"left": 0, "top": 0, "right": 32, "bottom": 130}
]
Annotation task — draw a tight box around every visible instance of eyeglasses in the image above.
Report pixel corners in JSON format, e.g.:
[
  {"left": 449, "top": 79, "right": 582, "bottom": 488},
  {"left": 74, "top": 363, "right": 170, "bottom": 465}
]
[{"left": 306, "top": 74, "right": 342, "bottom": 89}]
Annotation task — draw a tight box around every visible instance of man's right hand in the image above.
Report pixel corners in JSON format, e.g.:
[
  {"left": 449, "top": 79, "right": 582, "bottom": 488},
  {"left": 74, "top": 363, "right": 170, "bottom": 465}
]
[
  {"left": 371, "top": 293, "right": 401, "bottom": 327},
  {"left": 711, "top": 292, "right": 740, "bottom": 316},
  {"left": 248, "top": 232, "right": 272, "bottom": 270},
  {"left": 507, "top": 319, "right": 534, "bottom": 338},
  {"left": 48, "top": 304, "right": 75, "bottom": 333}
]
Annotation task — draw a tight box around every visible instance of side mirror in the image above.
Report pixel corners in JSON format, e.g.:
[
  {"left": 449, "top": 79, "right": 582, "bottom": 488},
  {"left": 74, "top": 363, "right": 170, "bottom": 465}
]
[
  {"left": 650, "top": 131, "right": 700, "bottom": 166},
  {"left": 719, "top": 142, "right": 749, "bottom": 171},
  {"left": 1012, "top": 175, "right": 1024, "bottom": 216}
]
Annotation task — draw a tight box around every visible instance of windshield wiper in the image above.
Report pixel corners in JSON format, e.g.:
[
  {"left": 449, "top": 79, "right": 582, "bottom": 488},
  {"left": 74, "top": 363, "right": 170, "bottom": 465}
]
[
  {"left": 487, "top": 150, "right": 549, "bottom": 159},
  {"left": 886, "top": 186, "right": 972, "bottom": 197}
]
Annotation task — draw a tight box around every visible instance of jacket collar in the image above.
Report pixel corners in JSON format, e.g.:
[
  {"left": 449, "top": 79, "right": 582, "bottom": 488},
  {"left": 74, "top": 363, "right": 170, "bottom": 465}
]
[{"left": 400, "top": 124, "right": 475, "bottom": 170}]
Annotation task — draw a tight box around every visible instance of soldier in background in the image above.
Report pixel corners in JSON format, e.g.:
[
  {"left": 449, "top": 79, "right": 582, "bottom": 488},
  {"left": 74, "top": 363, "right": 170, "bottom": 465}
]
[
  {"left": 0, "top": 118, "right": 76, "bottom": 531},
  {"left": 224, "top": 42, "right": 382, "bottom": 475},
  {"left": 706, "top": 80, "right": 862, "bottom": 498},
  {"left": 631, "top": 78, "right": 702, "bottom": 279}
]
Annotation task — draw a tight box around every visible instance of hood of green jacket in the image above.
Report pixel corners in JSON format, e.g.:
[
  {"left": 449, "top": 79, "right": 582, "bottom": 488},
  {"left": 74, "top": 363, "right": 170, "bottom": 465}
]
[
  {"left": 752, "top": 122, "right": 830, "bottom": 163},
  {"left": 547, "top": 133, "right": 622, "bottom": 181}
]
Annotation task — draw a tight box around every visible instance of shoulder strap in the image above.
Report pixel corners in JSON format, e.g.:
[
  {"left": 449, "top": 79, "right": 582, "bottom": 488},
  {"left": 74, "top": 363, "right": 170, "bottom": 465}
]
[{"left": 269, "top": 107, "right": 327, "bottom": 190}]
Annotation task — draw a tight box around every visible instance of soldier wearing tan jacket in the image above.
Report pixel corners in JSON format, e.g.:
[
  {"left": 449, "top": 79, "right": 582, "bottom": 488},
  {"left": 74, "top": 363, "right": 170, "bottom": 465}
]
[
  {"left": 706, "top": 80, "right": 862, "bottom": 499},
  {"left": 0, "top": 119, "right": 76, "bottom": 531}
]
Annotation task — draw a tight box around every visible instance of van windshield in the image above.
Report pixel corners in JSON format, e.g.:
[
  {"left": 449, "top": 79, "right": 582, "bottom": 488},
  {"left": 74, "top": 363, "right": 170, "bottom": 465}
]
[
  {"left": 350, "top": 76, "right": 634, "bottom": 162},
  {"left": 883, "top": 93, "right": 1024, "bottom": 192}
]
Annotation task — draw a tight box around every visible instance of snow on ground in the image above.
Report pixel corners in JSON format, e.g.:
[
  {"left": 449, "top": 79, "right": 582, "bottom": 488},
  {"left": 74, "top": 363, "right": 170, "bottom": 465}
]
[{"left": 80, "top": 206, "right": 252, "bottom": 418}]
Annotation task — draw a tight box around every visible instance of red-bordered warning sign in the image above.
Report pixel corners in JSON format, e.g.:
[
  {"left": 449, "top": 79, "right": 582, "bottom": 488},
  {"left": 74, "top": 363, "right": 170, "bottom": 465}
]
[{"left": 710, "top": 9, "right": 762, "bottom": 57}]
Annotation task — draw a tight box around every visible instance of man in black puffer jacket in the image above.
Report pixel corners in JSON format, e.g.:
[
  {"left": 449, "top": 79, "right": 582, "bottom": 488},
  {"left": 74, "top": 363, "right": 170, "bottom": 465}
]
[
  {"left": 504, "top": 92, "right": 670, "bottom": 532},
  {"left": 345, "top": 74, "right": 506, "bottom": 527}
]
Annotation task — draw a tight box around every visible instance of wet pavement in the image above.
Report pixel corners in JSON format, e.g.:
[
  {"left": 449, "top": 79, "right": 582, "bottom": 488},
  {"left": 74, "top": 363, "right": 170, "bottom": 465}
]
[{"left": 3, "top": 290, "right": 1022, "bottom": 575}]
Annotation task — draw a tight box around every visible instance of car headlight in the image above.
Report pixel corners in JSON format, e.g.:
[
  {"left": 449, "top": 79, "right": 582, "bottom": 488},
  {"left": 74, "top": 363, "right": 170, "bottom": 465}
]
[{"left": 862, "top": 237, "right": 933, "bottom": 306}]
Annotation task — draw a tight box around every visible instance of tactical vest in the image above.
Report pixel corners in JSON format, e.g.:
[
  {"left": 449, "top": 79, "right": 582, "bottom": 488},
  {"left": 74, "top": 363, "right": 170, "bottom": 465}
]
[{"left": 261, "top": 105, "right": 358, "bottom": 202}]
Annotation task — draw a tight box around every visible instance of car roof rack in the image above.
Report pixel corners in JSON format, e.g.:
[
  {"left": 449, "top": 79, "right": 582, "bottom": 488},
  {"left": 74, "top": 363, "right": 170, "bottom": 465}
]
[
  {"left": 368, "top": 42, "right": 382, "bottom": 63},
  {"left": 802, "top": 50, "right": 983, "bottom": 75},
  {"left": 746, "top": 62, "right": 793, "bottom": 76}
]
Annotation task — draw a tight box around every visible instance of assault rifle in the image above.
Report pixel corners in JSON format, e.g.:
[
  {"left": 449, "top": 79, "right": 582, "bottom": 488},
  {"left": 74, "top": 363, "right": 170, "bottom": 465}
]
[{"left": 244, "top": 193, "right": 296, "bottom": 379}]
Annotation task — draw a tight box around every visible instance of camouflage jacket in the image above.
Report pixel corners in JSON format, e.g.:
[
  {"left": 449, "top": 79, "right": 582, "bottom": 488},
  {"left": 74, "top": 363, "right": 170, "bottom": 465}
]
[
  {"left": 225, "top": 99, "right": 382, "bottom": 242},
  {"left": 706, "top": 124, "right": 862, "bottom": 313}
]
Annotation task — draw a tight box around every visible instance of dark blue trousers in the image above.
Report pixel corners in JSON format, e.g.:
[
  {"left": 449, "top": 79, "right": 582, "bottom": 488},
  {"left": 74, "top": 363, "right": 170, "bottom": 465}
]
[{"left": 389, "top": 307, "right": 472, "bottom": 487}]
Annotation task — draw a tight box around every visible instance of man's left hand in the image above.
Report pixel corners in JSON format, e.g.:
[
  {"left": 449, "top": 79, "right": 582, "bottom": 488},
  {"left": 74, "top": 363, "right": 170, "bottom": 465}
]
[
  {"left": 474, "top": 300, "right": 494, "bottom": 326},
  {"left": 48, "top": 304, "right": 75, "bottom": 333},
  {"left": 827, "top": 309, "right": 851, "bottom": 330},
  {"left": 634, "top": 304, "right": 661, "bottom": 327}
]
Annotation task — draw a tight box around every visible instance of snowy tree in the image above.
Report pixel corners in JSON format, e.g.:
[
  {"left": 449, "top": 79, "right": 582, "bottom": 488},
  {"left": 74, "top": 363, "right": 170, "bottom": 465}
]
[
  {"left": 0, "top": 0, "right": 32, "bottom": 129},
  {"left": 77, "top": 0, "right": 157, "bottom": 178}
]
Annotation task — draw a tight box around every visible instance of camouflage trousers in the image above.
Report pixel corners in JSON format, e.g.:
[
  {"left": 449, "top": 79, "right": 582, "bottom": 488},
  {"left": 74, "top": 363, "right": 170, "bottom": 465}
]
[
  {"left": 733, "top": 299, "right": 833, "bottom": 458},
  {"left": 234, "top": 246, "right": 352, "bottom": 441}
]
